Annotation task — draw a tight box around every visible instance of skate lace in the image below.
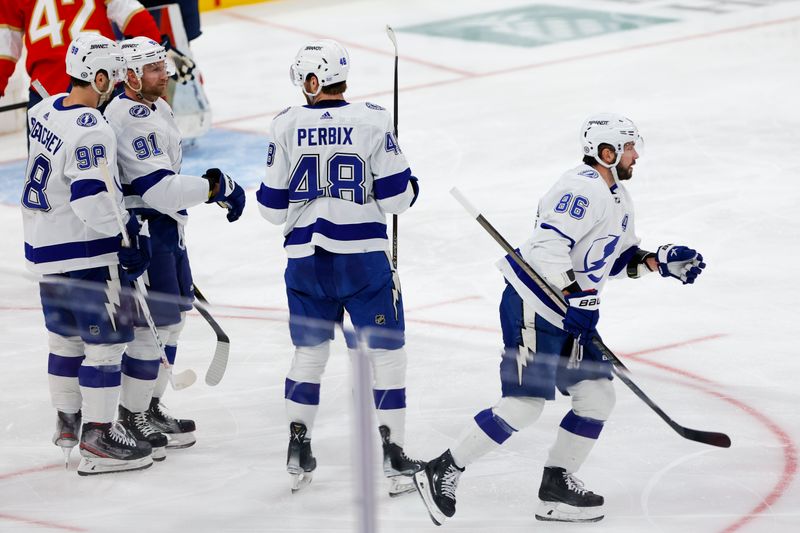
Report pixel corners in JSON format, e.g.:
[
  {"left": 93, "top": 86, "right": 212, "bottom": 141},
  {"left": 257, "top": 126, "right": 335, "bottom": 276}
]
[
  {"left": 563, "top": 473, "right": 588, "bottom": 495},
  {"left": 110, "top": 422, "right": 137, "bottom": 447},
  {"left": 133, "top": 412, "right": 157, "bottom": 436},
  {"left": 156, "top": 401, "right": 176, "bottom": 423},
  {"left": 440, "top": 465, "right": 461, "bottom": 500}
]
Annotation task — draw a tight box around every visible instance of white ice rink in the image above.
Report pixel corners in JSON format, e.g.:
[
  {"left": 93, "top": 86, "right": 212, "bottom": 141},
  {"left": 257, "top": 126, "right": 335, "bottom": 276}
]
[{"left": 1, "top": 0, "right": 799, "bottom": 531}]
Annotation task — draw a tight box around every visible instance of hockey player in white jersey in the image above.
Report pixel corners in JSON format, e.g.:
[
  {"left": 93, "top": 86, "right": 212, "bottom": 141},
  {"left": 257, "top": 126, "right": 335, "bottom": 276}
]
[
  {"left": 413, "top": 114, "right": 706, "bottom": 524},
  {"left": 257, "top": 39, "right": 422, "bottom": 495},
  {"left": 22, "top": 33, "right": 154, "bottom": 475},
  {"left": 104, "top": 37, "right": 245, "bottom": 457}
]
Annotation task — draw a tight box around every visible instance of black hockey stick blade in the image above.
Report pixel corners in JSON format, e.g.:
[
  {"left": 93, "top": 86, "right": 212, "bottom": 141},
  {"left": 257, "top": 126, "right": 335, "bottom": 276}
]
[
  {"left": 610, "top": 364, "right": 731, "bottom": 448},
  {"left": 193, "top": 286, "right": 231, "bottom": 386},
  {"left": 450, "top": 187, "right": 732, "bottom": 449}
]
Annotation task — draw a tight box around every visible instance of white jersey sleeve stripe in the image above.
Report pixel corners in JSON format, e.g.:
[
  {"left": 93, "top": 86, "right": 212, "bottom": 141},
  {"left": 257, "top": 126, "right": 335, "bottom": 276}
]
[
  {"left": 130, "top": 168, "right": 175, "bottom": 197},
  {"left": 69, "top": 179, "right": 107, "bottom": 201},
  {"left": 256, "top": 183, "right": 289, "bottom": 209},
  {"left": 373, "top": 168, "right": 414, "bottom": 200},
  {"left": 539, "top": 222, "right": 576, "bottom": 248}
]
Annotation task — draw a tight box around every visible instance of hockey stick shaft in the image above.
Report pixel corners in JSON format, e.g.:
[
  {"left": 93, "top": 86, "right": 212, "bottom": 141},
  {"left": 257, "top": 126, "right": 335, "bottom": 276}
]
[
  {"left": 450, "top": 187, "right": 731, "bottom": 448},
  {"left": 387, "top": 25, "right": 399, "bottom": 269},
  {"left": 0, "top": 100, "right": 27, "bottom": 113},
  {"left": 192, "top": 286, "right": 231, "bottom": 386},
  {"left": 98, "top": 159, "right": 196, "bottom": 390}
]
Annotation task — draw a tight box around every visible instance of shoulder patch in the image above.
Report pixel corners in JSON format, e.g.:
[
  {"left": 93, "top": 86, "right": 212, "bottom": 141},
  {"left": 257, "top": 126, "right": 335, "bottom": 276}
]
[
  {"left": 578, "top": 169, "right": 599, "bottom": 179},
  {"left": 274, "top": 107, "right": 291, "bottom": 120},
  {"left": 365, "top": 102, "right": 385, "bottom": 111},
  {"left": 76, "top": 112, "right": 97, "bottom": 128},
  {"left": 129, "top": 105, "right": 151, "bottom": 118}
]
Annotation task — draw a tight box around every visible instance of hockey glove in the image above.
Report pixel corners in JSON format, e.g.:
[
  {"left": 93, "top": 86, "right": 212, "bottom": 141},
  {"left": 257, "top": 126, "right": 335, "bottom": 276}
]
[
  {"left": 204, "top": 168, "right": 246, "bottom": 222},
  {"left": 118, "top": 216, "right": 151, "bottom": 282},
  {"left": 161, "top": 36, "right": 196, "bottom": 84},
  {"left": 563, "top": 290, "right": 600, "bottom": 346},
  {"left": 656, "top": 244, "right": 706, "bottom": 285}
]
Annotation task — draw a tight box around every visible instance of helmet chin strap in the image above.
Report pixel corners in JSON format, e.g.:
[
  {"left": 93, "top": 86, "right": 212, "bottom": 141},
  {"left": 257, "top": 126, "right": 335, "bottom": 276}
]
[
  {"left": 302, "top": 84, "right": 322, "bottom": 98},
  {"left": 91, "top": 77, "right": 115, "bottom": 106},
  {"left": 125, "top": 74, "right": 157, "bottom": 104}
]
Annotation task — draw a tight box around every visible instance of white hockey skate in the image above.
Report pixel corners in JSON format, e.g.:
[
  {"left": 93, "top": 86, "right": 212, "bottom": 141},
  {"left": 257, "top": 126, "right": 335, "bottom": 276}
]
[{"left": 287, "top": 422, "right": 316, "bottom": 493}]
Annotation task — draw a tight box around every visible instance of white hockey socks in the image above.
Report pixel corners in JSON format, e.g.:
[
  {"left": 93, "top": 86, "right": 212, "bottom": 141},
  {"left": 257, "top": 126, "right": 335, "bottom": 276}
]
[
  {"left": 285, "top": 342, "right": 331, "bottom": 440},
  {"left": 451, "top": 396, "right": 545, "bottom": 468},
  {"left": 370, "top": 348, "right": 407, "bottom": 446},
  {"left": 80, "top": 343, "right": 125, "bottom": 423},
  {"left": 120, "top": 327, "right": 162, "bottom": 412},
  {"left": 47, "top": 333, "right": 84, "bottom": 414},
  {"left": 545, "top": 379, "right": 615, "bottom": 473}
]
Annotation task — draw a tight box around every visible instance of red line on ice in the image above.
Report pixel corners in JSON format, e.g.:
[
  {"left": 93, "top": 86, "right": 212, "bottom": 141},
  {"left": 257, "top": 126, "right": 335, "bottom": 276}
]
[
  {"left": 212, "top": 14, "right": 800, "bottom": 129},
  {"left": 623, "top": 346, "right": 797, "bottom": 533},
  {"left": 221, "top": 11, "right": 476, "bottom": 76},
  {"left": 0, "top": 514, "right": 87, "bottom": 532}
]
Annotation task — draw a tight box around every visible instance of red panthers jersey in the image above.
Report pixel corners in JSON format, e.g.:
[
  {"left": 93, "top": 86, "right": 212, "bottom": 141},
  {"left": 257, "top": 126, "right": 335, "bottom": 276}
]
[{"left": 0, "top": 0, "right": 161, "bottom": 97}]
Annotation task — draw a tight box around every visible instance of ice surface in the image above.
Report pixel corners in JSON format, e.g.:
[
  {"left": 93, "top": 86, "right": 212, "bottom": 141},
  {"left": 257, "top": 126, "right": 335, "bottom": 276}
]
[{"left": 1, "top": 1, "right": 799, "bottom": 532}]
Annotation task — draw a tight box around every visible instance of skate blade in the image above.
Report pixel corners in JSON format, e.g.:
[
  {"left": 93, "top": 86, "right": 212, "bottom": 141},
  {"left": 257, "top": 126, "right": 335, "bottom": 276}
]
[
  {"left": 289, "top": 469, "right": 313, "bottom": 493},
  {"left": 77, "top": 455, "right": 154, "bottom": 476},
  {"left": 412, "top": 470, "right": 446, "bottom": 526},
  {"left": 388, "top": 476, "right": 417, "bottom": 498},
  {"left": 152, "top": 446, "right": 167, "bottom": 462},
  {"left": 59, "top": 446, "right": 74, "bottom": 469},
  {"left": 165, "top": 432, "right": 196, "bottom": 449},
  {"left": 535, "top": 500, "right": 604, "bottom": 522}
]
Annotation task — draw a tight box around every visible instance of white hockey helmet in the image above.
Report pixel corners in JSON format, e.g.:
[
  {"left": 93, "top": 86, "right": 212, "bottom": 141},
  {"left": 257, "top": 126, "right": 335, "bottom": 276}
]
[
  {"left": 65, "top": 33, "right": 126, "bottom": 86},
  {"left": 120, "top": 37, "right": 175, "bottom": 78},
  {"left": 580, "top": 113, "right": 643, "bottom": 168},
  {"left": 289, "top": 39, "right": 350, "bottom": 97}
]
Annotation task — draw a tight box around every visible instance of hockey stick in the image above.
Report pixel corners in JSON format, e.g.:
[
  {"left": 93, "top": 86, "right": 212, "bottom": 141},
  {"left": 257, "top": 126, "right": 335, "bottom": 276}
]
[
  {"left": 0, "top": 100, "right": 27, "bottom": 113},
  {"left": 386, "top": 25, "right": 399, "bottom": 269},
  {"left": 98, "top": 159, "right": 197, "bottom": 390},
  {"left": 192, "top": 286, "right": 231, "bottom": 386},
  {"left": 450, "top": 187, "right": 731, "bottom": 449}
]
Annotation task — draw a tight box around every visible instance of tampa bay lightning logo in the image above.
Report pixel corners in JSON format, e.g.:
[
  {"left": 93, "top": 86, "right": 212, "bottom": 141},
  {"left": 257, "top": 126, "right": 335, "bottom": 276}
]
[
  {"left": 76, "top": 113, "right": 97, "bottom": 127},
  {"left": 274, "top": 107, "right": 291, "bottom": 120},
  {"left": 129, "top": 105, "right": 151, "bottom": 118},
  {"left": 579, "top": 169, "right": 599, "bottom": 179},
  {"left": 366, "top": 102, "right": 385, "bottom": 111},
  {"left": 578, "top": 234, "right": 620, "bottom": 283}
]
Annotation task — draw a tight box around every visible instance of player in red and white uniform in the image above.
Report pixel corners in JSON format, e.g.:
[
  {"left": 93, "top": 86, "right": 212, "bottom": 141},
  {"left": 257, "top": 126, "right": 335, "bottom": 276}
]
[{"left": 0, "top": 0, "right": 173, "bottom": 104}]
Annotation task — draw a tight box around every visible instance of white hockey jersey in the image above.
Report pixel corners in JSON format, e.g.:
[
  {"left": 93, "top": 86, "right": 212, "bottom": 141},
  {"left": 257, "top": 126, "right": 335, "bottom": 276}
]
[
  {"left": 497, "top": 164, "right": 642, "bottom": 329},
  {"left": 257, "top": 100, "right": 419, "bottom": 258},
  {"left": 104, "top": 93, "right": 208, "bottom": 224},
  {"left": 22, "top": 94, "right": 126, "bottom": 274}
]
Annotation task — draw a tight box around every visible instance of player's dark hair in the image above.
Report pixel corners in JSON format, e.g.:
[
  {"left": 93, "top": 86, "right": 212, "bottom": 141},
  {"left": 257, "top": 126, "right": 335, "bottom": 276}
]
[
  {"left": 304, "top": 73, "right": 346, "bottom": 95},
  {"left": 70, "top": 77, "right": 91, "bottom": 88},
  {"left": 321, "top": 81, "right": 346, "bottom": 95}
]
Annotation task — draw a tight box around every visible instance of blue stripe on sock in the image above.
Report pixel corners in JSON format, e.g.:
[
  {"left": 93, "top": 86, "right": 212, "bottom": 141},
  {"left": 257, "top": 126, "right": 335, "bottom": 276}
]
[
  {"left": 560, "top": 410, "right": 604, "bottom": 439},
  {"left": 164, "top": 345, "right": 177, "bottom": 365},
  {"left": 284, "top": 378, "right": 320, "bottom": 405},
  {"left": 79, "top": 364, "right": 122, "bottom": 388},
  {"left": 373, "top": 388, "right": 406, "bottom": 410},
  {"left": 121, "top": 353, "right": 159, "bottom": 381},
  {"left": 474, "top": 408, "right": 516, "bottom": 444},
  {"left": 48, "top": 353, "right": 84, "bottom": 378}
]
